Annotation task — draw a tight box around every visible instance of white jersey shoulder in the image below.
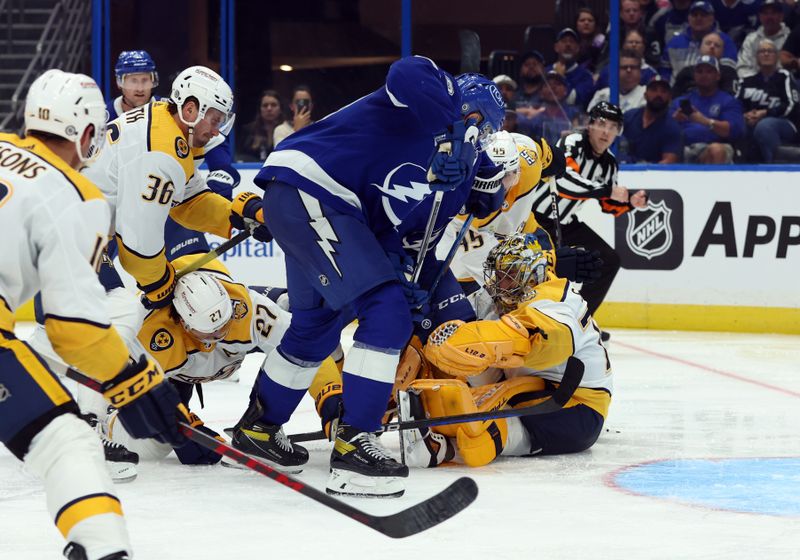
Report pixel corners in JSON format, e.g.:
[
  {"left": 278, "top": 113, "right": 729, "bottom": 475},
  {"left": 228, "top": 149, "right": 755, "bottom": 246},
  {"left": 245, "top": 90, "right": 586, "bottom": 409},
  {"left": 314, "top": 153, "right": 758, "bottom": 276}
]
[{"left": 0, "top": 133, "right": 113, "bottom": 331}]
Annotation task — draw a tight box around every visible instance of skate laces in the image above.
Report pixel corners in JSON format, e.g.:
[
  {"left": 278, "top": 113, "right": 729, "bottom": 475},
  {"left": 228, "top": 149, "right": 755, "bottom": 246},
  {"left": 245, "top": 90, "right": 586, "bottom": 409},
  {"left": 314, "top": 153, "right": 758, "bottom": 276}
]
[{"left": 354, "top": 432, "right": 394, "bottom": 461}]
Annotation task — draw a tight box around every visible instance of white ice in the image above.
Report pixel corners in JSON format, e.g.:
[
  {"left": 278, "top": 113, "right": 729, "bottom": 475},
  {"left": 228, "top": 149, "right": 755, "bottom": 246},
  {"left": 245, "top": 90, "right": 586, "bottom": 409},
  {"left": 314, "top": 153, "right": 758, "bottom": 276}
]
[{"left": 2, "top": 324, "right": 799, "bottom": 560}]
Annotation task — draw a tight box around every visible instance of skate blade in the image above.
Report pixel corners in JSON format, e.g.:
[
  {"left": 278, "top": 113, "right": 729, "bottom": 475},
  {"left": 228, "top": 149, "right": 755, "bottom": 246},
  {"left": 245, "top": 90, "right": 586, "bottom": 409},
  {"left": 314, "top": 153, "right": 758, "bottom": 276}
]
[
  {"left": 220, "top": 454, "right": 304, "bottom": 474},
  {"left": 108, "top": 463, "right": 138, "bottom": 483},
  {"left": 325, "top": 468, "right": 405, "bottom": 498}
]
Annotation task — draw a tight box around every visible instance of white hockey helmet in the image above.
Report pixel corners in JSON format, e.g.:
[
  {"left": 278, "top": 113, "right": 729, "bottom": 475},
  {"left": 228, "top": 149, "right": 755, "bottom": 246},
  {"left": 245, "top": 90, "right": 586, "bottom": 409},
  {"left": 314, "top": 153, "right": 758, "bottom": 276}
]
[
  {"left": 170, "top": 66, "right": 234, "bottom": 129},
  {"left": 487, "top": 130, "right": 521, "bottom": 190},
  {"left": 173, "top": 271, "right": 233, "bottom": 343},
  {"left": 24, "top": 69, "right": 107, "bottom": 163}
]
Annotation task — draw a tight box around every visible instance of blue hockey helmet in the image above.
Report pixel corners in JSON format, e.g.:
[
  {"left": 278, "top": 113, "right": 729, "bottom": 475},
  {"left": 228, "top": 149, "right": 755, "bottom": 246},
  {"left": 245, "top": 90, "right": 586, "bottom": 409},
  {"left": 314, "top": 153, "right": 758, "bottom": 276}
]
[
  {"left": 115, "top": 50, "right": 159, "bottom": 87},
  {"left": 456, "top": 73, "right": 506, "bottom": 150}
]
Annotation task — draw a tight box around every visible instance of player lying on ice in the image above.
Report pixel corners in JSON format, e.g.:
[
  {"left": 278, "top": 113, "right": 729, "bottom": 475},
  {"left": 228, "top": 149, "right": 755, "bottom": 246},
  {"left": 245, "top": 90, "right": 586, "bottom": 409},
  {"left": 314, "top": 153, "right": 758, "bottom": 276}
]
[
  {"left": 401, "top": 232, "right": 613, "bottom": 467},
  {"left": 102, "top": 255, "right": 338, "bottom": 471}
]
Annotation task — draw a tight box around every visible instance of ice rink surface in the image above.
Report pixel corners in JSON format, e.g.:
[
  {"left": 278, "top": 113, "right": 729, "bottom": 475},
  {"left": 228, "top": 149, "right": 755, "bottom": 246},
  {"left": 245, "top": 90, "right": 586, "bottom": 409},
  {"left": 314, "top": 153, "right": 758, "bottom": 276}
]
[{"left": 2, "top": 324, "right": 799, "bottom": 560}]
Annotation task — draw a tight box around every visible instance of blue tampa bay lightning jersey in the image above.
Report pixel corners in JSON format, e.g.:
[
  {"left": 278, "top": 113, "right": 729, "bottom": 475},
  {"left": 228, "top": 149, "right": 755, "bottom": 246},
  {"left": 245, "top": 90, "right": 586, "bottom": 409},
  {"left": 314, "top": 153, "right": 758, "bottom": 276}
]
[{"left": 255, "top": 56, "right": 472, "bottom": 250}]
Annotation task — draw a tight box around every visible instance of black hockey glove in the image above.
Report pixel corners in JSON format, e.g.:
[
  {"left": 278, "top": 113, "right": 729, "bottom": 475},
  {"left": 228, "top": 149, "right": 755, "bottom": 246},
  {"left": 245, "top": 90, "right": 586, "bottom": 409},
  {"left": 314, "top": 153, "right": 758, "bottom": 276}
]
[
  {"left": 554, "top": 246, "right": 603, "bottom": 283},
  {"left": 173, "top": 411, "right": 223, "bottom": 465}
]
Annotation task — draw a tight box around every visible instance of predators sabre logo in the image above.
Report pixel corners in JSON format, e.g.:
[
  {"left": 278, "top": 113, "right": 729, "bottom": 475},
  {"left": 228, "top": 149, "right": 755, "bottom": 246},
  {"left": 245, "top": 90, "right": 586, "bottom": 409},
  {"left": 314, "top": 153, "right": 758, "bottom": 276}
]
[
  {"left": 150, "top": 328, "right": 174, "bottom": 352},
  {"left": 232, "top": 299, "right": 248, "bottom": 320},
  {"left": 175, "top": 137, "right": 189, "bottom": 159}
]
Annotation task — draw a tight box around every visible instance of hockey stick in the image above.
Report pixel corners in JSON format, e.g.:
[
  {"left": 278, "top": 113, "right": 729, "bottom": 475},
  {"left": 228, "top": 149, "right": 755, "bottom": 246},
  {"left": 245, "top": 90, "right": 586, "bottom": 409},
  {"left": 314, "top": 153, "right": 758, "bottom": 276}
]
[
  {"left": 426, "top": 213, "right": 474, "bottom": 299},
  {"left": 546, "top": 176, "right": 563, "bottom": 248},
  {"left": 175, "top": 222, "right": 258, "bottom": 279},
  {"left": 63, "top": 366, "right": 479, "bottom": 539},
  {"left": 412, "top": 190, "right": 444, "bottom": 284},
  {"left": 288, "top": 356, "right": 584, "bottom": 443}
]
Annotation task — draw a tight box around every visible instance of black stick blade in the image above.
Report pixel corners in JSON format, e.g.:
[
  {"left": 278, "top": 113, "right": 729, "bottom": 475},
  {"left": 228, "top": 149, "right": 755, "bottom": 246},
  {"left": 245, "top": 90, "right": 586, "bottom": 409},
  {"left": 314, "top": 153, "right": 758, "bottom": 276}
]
[{"left": 373, "top": 477, "right": 479, "bottom": 538}]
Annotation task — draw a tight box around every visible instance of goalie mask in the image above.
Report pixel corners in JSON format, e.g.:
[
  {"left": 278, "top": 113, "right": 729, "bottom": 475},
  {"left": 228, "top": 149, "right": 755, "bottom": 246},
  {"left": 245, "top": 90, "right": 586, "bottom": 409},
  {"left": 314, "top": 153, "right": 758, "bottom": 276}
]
[
  {"left": 173, "top": 272, "right": 233, "bottom": 344},
  {"left": 484, "top": 233, "right": 549, "bottom": 313}
]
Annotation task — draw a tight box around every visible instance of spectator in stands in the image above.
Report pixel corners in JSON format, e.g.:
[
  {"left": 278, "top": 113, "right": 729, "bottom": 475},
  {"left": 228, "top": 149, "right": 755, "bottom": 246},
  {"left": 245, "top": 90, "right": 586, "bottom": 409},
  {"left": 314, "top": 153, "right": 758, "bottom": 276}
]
[
  {"left": 575, "top": 7, "right": 607, "bottom": 71},
  {"left": 738, "top": 0, "right": 791, "bottom": 78},
  {"left": 273, "top": 85, "right": 314, "bottom": 147},
  {"left": 525, "top": 72, "right": 582, "bottom": 146},
  {"left": 621, "top": 76, "right": 683, "bottom": 163},
  {"left": 661, "top": 1, "right": 738, "bottom": 83},
  {"left": 651, "top": 0, "right": 693, "bottom": 53},
  {"left": 515, "top": 50, "right": 546, "bottom": 108},
  {"left": 239, "top": 89, "right": 285, "bottom": 162},
  {"left": 588, "top": 51, "right": 647, "bottom": 113},
  {"left": 672, "top": 32, "right": 740, "bottom": 96},
  {"left": 639, "top": 0, "right": 662, "bottom": 25},
  {"left": 671, "top": 55, "right": 745, "bottom": 163},
  {"left": 737, "top": 38, "right": 800, "bottom": 162},
  {"left": 548, "top": 28, "right": 595, "bottom": 108},
  {"left": 493, "top": 74, "right": 518, "bottom": 104},
  {"left": 710, "top": 0, "right": 761, "bottom": 44},
  {"left": 595, "top": 30, "right": 658, "bottom": 89},
  {"left": 620, "top": 0, "right": 662, "bottom": 66}
]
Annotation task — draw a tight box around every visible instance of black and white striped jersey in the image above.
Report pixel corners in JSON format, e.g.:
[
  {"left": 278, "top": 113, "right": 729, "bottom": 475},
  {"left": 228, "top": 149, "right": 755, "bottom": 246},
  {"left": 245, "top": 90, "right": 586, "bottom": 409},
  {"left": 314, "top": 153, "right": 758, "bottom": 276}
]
[{"left": 531, "top": 131, "right": 630, "bottom": 224}]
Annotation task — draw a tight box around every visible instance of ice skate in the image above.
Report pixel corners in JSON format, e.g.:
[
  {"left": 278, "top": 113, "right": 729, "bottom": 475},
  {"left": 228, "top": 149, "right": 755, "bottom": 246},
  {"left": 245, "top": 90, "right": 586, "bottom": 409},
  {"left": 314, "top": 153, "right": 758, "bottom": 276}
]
[
  {"left": 223, "top": 399, "right": 308, "bottom": 473},
  {"left": 326, "top": 423, "right": 409, "bottom": 498},
  {"left": 82, "top": 412, "right": 138, "bottom": 483},
  {"left": 398, "top": 389, "right": 455, "bottom": 468}
]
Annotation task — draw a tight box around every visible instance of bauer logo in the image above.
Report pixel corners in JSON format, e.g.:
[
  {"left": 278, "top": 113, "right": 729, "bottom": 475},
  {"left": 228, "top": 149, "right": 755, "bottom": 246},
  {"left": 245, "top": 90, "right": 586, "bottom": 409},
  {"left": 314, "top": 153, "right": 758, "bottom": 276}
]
[{"left": 615, "top": 190, "right": 683, "bottom": 270}]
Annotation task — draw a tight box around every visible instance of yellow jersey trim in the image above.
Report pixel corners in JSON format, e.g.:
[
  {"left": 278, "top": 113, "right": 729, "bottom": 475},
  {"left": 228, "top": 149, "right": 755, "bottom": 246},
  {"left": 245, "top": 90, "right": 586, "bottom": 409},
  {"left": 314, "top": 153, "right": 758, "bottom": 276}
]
[{"left": 55, "top": 493, "right": 123, "bottom": 537}]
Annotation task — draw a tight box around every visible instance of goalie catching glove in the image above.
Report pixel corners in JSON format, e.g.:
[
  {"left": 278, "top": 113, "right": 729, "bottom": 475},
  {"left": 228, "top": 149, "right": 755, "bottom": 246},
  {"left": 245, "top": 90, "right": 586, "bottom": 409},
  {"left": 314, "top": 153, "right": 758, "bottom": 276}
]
[
  {"left": 101, "top": 355, "right": 191, "bottom": 447},
  {"left": 424, "top": 316, "right": 531, "bottom": 377},
  {"left": 230, "top": 191, "right": 273, "bottom": 242}
]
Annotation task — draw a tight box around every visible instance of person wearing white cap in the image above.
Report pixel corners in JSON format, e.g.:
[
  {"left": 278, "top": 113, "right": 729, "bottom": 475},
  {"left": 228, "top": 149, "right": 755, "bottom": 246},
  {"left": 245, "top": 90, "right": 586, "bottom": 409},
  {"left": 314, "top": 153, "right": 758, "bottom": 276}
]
[{"left": 492, "top": 74, "right": 517, "bottom": 103}]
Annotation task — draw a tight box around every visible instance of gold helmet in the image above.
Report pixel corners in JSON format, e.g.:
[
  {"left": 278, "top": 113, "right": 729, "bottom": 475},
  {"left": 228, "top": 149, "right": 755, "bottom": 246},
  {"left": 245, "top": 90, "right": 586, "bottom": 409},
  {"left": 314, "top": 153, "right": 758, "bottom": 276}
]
[{"left": 483, "top": 233, "right": 549, "bottom": 313}]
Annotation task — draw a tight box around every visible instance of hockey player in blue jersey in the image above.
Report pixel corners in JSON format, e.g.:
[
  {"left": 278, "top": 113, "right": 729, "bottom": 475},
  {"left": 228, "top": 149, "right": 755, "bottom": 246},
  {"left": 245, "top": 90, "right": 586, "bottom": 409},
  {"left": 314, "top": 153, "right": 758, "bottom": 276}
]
[{"left": 227, "top": 56, "right": 505, "bottom": 498}]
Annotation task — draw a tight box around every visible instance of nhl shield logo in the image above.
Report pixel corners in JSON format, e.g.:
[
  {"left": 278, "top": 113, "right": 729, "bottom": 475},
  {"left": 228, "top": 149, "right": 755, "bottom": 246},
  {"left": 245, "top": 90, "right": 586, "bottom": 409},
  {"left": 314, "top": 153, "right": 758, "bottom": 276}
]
[{"left": 625, "top": 200, "right": 673, "bottom": 260}]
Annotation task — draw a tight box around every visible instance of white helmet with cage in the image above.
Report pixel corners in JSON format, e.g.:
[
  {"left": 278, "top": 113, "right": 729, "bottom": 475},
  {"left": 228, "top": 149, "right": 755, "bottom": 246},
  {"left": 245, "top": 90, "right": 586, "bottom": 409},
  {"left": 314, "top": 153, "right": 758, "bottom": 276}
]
[
  {"left": 24, "top": 69, "right": 107, "bottom": 163},
  {"left": 170, "top": 66, "right": 234, "bottom": 129},
  {"left": 173, "top": 271, "right": 233, "bottom": 343}
]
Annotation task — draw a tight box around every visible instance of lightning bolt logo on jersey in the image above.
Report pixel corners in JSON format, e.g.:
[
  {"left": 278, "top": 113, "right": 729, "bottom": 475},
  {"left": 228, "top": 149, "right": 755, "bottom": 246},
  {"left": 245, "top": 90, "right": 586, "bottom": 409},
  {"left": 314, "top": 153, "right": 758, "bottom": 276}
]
[{"left": 374, "top": 162, "right": 431, "bottom": 226}]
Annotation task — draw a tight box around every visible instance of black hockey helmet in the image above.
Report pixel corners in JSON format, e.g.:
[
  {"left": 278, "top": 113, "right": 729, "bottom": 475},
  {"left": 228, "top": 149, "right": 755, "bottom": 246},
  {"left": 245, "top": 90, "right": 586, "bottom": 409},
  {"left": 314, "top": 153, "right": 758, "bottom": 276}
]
[
  {"left": 589, "top": 101, "right": 625, "bottom": 134},
  {"left": 588, "top": 101, "right": 624, "bottom": 131}
]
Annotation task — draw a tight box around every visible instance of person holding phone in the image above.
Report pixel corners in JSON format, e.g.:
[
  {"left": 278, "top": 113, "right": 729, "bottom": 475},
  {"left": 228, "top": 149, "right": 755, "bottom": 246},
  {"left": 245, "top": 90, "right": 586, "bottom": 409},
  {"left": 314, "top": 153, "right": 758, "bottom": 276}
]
[
  {"left": 273, "top": 85, "right": 314, "bottom": 147},
  {"left": 671, "top": 54, "right": 745, "bottom": 163}
]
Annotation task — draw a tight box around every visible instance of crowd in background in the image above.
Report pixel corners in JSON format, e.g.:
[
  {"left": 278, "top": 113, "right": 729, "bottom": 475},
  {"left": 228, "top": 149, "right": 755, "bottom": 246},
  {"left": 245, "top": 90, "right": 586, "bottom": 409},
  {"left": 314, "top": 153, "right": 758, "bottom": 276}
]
[
  {"left": 236, "top": 0, "right": 800, "bottom": 165},
  {"left": 493, "top": 0, "right": 800, "bottom": 164}
]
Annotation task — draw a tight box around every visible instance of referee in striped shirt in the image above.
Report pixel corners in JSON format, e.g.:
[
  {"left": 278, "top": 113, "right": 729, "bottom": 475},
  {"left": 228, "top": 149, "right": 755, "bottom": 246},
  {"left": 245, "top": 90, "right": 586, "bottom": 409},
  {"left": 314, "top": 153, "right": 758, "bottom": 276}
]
[{"left": 531, "top": 102, "right": 648, "bottom": 339}]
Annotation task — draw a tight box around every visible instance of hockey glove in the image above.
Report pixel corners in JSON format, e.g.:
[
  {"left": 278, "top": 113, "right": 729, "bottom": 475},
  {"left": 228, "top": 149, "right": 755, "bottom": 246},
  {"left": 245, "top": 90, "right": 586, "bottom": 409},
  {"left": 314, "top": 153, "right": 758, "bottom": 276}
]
[
  {"left": 427, "top": 119, "right": 479, "bottom": 192},
  {"left": 554, "top": 246, "right": 603, "bottom": 283},
  {"left": 139, "top": 262, "right": 177, "bottom": 310},
  {"left": 230, "top": 191, "right": 273, "bottom": 243},
  {"left": 173, "top": 411, "right": 223, "bottom": 465},
  {"left": 540, "top": 140, "right": 566, "bottom": 179},
  {"left": 425, "top": 317, "right": 531, "bottom": 377},
  {"left": 206, "top": 169, "right": 238, "bottom": 199},
  {"left": 387, "top": 251, "right": 429, "bottom": 314},
  {"left": 464, "top": 159, "right": 506, "bottom": 219},
  {"left": 102, "top": 355, "right": 190, "bottom": 447}
]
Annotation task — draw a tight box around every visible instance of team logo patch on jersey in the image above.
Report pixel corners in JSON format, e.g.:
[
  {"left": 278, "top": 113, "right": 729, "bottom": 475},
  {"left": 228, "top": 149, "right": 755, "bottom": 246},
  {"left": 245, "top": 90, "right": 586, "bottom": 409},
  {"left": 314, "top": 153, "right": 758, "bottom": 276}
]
[
  {"left": 0, "top": 181, "right": 12, "bottom": 208},
  {"left": 232, "top": 299, "right": 248, "bottom": 320},
  {"left": 175, "top": 137, "right": 190, "bottom": 159},
  {"left": 150, "top": 328, "right": 174, "bottom": 351}
]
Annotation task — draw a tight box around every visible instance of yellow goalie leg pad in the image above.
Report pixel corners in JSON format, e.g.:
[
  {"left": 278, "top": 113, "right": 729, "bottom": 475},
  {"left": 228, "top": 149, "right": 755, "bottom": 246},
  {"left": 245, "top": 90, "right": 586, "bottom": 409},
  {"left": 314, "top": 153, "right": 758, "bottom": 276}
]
[
  {"left": 456, "top": 419, "right": 509, "bottom": 467},
  {"left": 409, "top": 376, "right": 549, "bottom": 466},
  {"left": 308, "top": 357, "right": 342, "bottom": 415}
]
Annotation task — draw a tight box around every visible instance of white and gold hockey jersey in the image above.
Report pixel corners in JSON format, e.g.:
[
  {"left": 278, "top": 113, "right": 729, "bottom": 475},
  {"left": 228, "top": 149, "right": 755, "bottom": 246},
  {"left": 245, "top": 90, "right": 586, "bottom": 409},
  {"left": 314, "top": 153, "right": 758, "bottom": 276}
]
[
  {"left": 83, "top": 101, "right": 232, "bottom": 292},
  {"left": 467, "top": 275, "right": 612, "bottom": 418},
  {"left": 137, "top": 257, "right": 289, "bottom": 384},
  {"left": 437, "top": 137, "right": 555, "bottom": 285},
  {"left": 0, "top": 133, "right": 129, "bottom": 380}
]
